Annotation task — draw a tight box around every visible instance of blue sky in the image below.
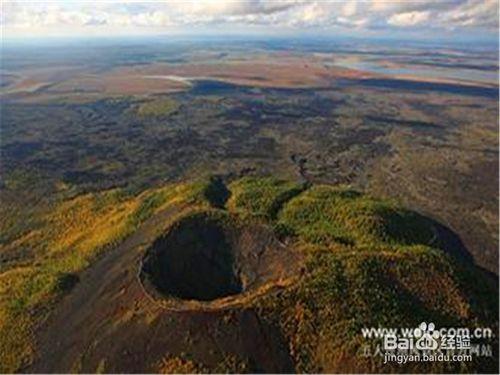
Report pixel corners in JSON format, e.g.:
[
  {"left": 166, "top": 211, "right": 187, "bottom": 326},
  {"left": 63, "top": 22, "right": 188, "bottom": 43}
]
[{"left": 2, "top": 0, "right": 499, "bottom": 42}]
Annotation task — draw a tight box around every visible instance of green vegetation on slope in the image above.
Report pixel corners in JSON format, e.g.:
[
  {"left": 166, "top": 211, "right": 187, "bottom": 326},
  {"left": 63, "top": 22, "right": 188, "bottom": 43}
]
[
  {"left": 256, "top": 246, "right": 497, "bottom": 373},
  {"left": 227, "top": 176, "right": 305, "bottom": 219},
  {"left": 277, "top": 184, "right": 435, "bottom": 248},
  {"left": 0, "top": 178, "right": 222, "bottom": 373},
  {"left": 0, "top": 176, "right": 497, "bottom": 373},
  {"left": 225, "top": 177, "right": 498, "bottom": 373}
]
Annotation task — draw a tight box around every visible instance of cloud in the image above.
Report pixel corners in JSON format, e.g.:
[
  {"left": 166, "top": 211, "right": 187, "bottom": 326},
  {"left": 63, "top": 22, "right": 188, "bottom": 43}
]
[
  {"left": 388, "top": 11, "right": 430, "bottom": 27},
  {"left": 2, "top": 0, "right": 498, "bottom": 37},
  {"left": 441, "top": 0, "right": 499, "bottom": 28},
  {"left": 341, "top": 1, "right": 357, "bottom": 17}
]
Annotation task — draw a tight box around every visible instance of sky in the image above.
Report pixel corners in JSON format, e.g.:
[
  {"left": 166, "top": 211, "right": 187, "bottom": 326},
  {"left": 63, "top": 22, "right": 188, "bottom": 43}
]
[{"left": 1, "top": 0, "right": 499, "bottom": 42}]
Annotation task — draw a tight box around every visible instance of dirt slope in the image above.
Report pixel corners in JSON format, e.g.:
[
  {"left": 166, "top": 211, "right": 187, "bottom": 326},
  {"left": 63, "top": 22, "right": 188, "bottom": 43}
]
[{"left": 29, "top": 205, "right": 296, "bottom": 373}]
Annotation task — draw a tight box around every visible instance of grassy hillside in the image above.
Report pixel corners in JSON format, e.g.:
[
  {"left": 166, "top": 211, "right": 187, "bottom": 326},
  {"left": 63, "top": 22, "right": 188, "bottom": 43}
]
[
  {"left": 227, "top": 177, "right": 305, "bottom": 219},
  {"left": 277, "top": 184, "right": 436, "bottom": 248},
  {"left": 255, "top": 246, "right": 497, "bottom": 373},
  {"left": 0, "top": 179, "right": 221, "bottom": 372},
  {"left": 227, "top": 177, "right": 498, "bottom": 373},
  {"left": 0, "top": 176, "right": 497, "bottom": 373}
]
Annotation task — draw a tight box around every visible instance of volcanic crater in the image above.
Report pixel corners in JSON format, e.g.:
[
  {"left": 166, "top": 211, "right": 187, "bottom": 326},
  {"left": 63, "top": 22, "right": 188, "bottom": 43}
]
[{"left": 139, "top": 210, "right": 301, "bottom": 308}]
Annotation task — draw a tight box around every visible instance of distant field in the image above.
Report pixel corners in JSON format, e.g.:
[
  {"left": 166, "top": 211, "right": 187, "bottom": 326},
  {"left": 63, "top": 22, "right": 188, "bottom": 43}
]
[
  {"left": 135, "top": 97, "right": 180, "bottom": 117},
  {"left": 2, "top": 48, "right": 496, "bottom": 103}
]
